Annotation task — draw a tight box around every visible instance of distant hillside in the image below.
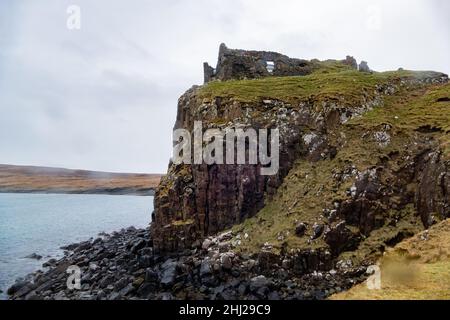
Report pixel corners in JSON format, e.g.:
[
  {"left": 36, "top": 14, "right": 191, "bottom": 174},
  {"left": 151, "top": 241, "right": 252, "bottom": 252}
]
[{"left": 0, "top": 164, "right": 163, "bottom": 196}]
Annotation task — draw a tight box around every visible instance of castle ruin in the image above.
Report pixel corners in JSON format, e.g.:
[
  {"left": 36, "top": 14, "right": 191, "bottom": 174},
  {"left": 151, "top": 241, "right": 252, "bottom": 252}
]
[{"left": 203, "top": 43, "right": 359, "bottom": 83}]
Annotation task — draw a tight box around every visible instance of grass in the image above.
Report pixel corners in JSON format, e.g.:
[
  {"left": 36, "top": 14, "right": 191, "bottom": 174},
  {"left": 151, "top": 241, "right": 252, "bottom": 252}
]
[
  {"left": 330, "top": 219, "right": 450, "bottom": 300},
  {"left": 352, "top": 83, "right": 450, "bottom": 159},
  {"left": 229, "top": 82, "right": 449, "bottom": 264},
  {"left": 199, "top": 69, "right": 441, "bottom": 104}
]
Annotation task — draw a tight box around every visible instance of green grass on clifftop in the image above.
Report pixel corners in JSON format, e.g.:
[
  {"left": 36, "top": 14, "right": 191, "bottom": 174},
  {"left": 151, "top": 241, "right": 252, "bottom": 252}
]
[{"left": 199, "top": 68, "right": 441, "bottom": 104}]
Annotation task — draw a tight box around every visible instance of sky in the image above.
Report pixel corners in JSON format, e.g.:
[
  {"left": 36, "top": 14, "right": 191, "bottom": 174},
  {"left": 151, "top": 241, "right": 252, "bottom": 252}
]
[{"left": 0, "top": 0, "right": 448, "bottom": 173}]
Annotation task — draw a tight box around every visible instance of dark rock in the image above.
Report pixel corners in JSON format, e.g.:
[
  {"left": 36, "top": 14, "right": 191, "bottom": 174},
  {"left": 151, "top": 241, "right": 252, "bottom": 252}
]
[
  {"left": 220, "top": 253, "right": 233, "bottom": 270},
  {"left": 249, "top": 276, "right": 272, "bottom": 292},
  {"left": 130, "top": 239, "right": 147, "bottom": 254},
  {"left": 257, "top": 251, "right": 280, "bottom": 272},
  {"left": 295, "top": 223, "right": 307, "bottom": 237},
  {"left": 238, "top": 283, "right": 248, "bottom": 295},
  {"left": 311, "top": 223, "right": 324, "bottom": 240},
  {"left": 200, "top": 259, "right": 212, "bottom": 277},
  {"left": 24, "top": 291, "right": 42, "bottom": 300},
  {"left": 145, "top": 269, "right": 159, "bottom": 283},
  {"left": 119, "top": 284, "right": 135, "bottom": 296},
  {"left": 74, "top": 241, "right": 91, "bottom": 252},
  {"left": 99, "top": 275, "right": 115, "bottom": 288},
  {"left": 159, "top": 259, "right": 178, "bottom": 287},
  {"left": 60, "top": 243, "right": 79, "bottom": 251},
  {"left": 43, "top": 259, "right": 57, "bottom": 268},
  {"left": 108, "top": 292, "right": 122, "bottom": 300},
  {"left": 137, "top": 283, "right": 156, "bottom": 298},
  {"left": 114, "top": 277, "right": 129, "bottom": 291},
  {"left": 415, "top": 151, "right": 449, "bottom": 227},
  {"left": 358, "top": 61, "right": 371, "bottom": 72},
  {"left": 138, "top": 255, "right": 153, "bottom": 268},
  {"left": 324, "top": 221, "right": 360, "bottom": 255},
  {"left": 255, "top": 286, "right": 269, "bottom": 299},
  {"left": 158, "top": 292, "right": 174, "bottom": 300},
  {"left": 342, "top": 56, "right": 358, "bottom": 69},
  {"left": 24, "top": 253, "right": 42, "bottom": 260},
  {"left": 7, "top": 280, "right": 31, "bottom": 296}
]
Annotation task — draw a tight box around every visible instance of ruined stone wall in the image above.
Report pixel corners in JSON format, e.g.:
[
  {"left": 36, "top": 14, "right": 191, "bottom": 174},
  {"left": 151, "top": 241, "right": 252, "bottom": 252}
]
[{"left": 203, "top": 43, "right": 318, "bottom": 83}]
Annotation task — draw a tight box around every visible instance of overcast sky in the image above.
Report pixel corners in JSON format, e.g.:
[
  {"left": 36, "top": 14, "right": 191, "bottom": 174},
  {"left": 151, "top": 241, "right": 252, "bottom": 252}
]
[{"left": 0, "top": 0, "right": 448, "bottom": 173}]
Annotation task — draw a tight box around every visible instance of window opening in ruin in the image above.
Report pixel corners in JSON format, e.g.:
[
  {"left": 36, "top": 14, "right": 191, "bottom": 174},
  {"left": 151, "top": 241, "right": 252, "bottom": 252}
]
[{"left": 266, "top": 61, "right": 275, "bottom": 73}]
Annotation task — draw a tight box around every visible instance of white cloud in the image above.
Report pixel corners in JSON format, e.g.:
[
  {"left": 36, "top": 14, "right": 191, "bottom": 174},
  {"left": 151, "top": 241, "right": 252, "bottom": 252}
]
[{"left": 0, "top": 0, "right": 448, "bottom": 173}]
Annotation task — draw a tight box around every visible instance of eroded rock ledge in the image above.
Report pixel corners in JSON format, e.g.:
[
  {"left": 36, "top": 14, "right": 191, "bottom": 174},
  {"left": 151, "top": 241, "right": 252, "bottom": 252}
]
[{"left": 151, "top": 45, "right": 448, "bottom": 253}]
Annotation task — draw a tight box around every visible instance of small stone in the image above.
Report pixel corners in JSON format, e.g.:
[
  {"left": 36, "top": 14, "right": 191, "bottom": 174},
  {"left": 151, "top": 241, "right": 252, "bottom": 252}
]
[
  {"left": 24, "top": 253, "right": 42, "bottom": 260},
  {"left": 7, "top": 280, "right": 30, "bottom": 296},
  {"left": 114, "top": 277, "right": 129, "bottom": 291},
  {"left": 200, "top": 259, "right": 212, "bottom": 277},
  {"left": 159, "top": 260, "right": 177, "bottom": 287},
  {"left": 145, "top": 269, "right": 158, "bottom": 282},
  {"left": 311, "top": 223, "right": 324, "bottom": 240},
  {"left": 249, "top": 275, "right": 272, "bottom": 292},
  {"left": 42, "top": 259, "right": 57, "bottom": 268},
  {"left": 202, "top": 239, "right": 212, "bottom": 250},
  {"left": 268, "top": 291, "right": 280, "bottom": 300},
  {"left": 133, "top": 277, "right": 145, "bottom": 288},
  {"left": 220, "top": 253, "right": 233, "bottom": 270},
  {"left": 295, "top": 223, "right": 307, "bottom": 237}
]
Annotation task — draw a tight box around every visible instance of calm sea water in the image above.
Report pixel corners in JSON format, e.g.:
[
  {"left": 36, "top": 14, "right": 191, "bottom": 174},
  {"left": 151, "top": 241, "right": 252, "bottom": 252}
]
[{"left": 0, "top": 193, "right": 153, "bottom": 299}]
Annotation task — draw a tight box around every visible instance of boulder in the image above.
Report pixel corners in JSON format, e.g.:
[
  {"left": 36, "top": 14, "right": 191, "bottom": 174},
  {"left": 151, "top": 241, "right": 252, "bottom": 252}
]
[
  {"left": 311, "top": 223, "right": 324, "bottom": 240},
  {"left": 249, "top": 275, "right": 272, "bottom": 292},
  {"left": 359, "top": 61, "right": 371, "bottom": 72},
  {"left": 295, "top": 223, "right": 307, "bottom": 237},
  {"left": 159, "top": 260, "right": 178, "bottom": 287},
  {"left": 24, "top": 253, "right": 42, "bottom": 260}
]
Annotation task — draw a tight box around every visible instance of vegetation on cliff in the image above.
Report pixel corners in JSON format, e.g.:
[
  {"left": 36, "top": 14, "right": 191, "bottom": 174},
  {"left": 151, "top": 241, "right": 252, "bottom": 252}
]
[
  {"left": 331, "top": 219, "right": 450, "bottom": 300},
  {"left": 233, "top": 82, "right": 449, "bottom": 262},
  {"left": 152, "top": 45, "right": 448, "bottom": 301}
]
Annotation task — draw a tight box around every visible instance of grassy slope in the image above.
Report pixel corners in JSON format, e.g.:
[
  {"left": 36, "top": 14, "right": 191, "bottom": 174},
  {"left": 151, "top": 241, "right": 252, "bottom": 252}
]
[
  {"left": 331, "top": 219, "right": 450, "bottom": 300},
  {"left": 199, "top": 65, "right": 449, "bottom": 265},
  {"left": 229, "top": 82, "right": 448, "bottom": 255}
]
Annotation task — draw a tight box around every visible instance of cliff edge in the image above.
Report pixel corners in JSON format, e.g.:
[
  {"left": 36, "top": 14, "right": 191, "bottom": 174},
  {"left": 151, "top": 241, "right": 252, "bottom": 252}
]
[{"left": 152, "top": 45, "right": 448, "bottom": 264}]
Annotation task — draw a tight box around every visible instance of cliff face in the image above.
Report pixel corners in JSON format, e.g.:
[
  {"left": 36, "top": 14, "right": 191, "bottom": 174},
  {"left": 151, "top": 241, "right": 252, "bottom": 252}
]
[{"left": 152, "top": 45, "right": 449, "bottom": 257}]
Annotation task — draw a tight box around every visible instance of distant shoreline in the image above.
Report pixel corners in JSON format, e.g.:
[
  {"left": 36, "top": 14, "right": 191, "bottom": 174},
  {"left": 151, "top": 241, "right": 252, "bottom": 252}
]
[
  {"left": 0, "top": 164, "right": 162, "bottom": 197},
  {"left": 0, "top": 189, "right": 155, "bottom": 196}
]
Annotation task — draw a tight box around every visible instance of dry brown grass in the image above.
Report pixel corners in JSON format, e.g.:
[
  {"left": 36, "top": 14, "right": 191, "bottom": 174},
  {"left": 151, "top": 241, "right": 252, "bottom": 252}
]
[{"left": 330, "top": 219, "right": 450, "bottom": 300}]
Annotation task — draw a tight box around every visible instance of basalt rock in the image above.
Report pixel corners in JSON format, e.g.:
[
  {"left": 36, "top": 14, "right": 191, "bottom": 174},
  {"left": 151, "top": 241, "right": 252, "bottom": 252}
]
[
  {"left": 415, "top": 151, "right": 449, "bottom": 227},
  {"left": 151, "top": 45, "right": 449, "bottom": 254}
]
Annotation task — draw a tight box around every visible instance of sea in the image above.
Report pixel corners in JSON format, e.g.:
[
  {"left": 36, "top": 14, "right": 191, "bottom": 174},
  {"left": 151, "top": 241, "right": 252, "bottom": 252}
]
[{"left": 0, "top": 193, "right": 153, "bottom": 299}]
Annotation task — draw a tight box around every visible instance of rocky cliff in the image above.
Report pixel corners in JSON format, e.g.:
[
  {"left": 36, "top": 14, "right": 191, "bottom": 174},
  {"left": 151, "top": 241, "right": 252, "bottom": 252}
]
[
  {"left": 152, "top": 45, "right": 449, "bottom": 270},
  {"left": 7, "top": 46, "right": 449, "bottom": 301}
]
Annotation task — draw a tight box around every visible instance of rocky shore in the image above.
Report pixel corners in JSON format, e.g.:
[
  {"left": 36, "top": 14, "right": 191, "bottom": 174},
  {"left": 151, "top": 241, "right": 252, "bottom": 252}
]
[{"left": 7, "top": 227, "right": 368, "bottom": 300}]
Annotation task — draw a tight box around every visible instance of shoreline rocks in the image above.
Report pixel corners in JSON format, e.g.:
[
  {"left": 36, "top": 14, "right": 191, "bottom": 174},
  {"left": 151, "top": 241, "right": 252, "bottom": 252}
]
[
  {"left": 24, "top": 253, "right": 43, "bottom": 260},
  {"left": 8, "top": 227, "right": 368, "bottom": 300}
]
